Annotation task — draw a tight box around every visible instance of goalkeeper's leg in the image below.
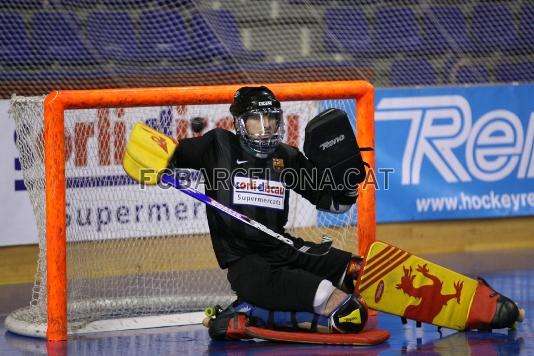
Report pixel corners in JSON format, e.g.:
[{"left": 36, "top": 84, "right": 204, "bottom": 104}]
[
  {"left": 358, "top": 241, "right": 525, "bottom": 331},
  {"left": 314, "top": 280, "right": 368, "bottom": 333},
  {"left": 226, "top": 246, "right": 356, "bottom": 311},
  {"left": 227, "top": 254, "right": 367, "bottom": 334},
  {"left": 206, "top": 293, "right": 367, "bottom": 339}
]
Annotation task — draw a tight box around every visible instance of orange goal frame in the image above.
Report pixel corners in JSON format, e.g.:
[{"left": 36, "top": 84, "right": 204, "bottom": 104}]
[{"left": 43, "top": 80, "right": 375, "bottom": 341}]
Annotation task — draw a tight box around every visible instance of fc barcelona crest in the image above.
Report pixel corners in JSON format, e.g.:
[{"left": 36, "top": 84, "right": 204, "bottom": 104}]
[{"left": 273, "top": 158, "right": 284, "bottom": 172}]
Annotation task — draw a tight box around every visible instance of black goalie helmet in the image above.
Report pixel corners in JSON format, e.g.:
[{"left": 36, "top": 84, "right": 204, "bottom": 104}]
[{"left": 230, "top": 86, "right": 284, "bottom": 157}]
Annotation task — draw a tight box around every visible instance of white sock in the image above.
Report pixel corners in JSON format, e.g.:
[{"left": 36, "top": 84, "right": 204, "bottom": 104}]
[{"left": 313, "top": 279, "right": 335, "bottom": 315}]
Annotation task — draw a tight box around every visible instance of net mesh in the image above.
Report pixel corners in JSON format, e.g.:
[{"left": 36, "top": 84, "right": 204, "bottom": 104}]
[
  {"left": 0, "top": 0, "right": 532, "bottom": 98},
  {"left": 9, "top": 94, "right": 361, "bottom": 334}
]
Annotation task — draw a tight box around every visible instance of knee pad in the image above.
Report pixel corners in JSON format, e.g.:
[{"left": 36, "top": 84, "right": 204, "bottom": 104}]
[{"left": 330, "top": 293, "right": 368, "bottom": 333}]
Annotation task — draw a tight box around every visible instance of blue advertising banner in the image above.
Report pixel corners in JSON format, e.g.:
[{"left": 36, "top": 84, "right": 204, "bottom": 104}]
[{"left": 374, "top": 84, "right": 534, "bottom": 222}]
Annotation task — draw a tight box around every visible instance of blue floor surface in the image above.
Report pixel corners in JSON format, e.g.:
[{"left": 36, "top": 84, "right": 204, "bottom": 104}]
[{"left": 1, "top": 269, "right": 532, "bottom": 355}]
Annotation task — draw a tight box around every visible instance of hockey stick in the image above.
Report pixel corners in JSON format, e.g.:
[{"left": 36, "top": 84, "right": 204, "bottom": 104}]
[{"left": 160, "top": 173, "right": 333, "bottom": 256}]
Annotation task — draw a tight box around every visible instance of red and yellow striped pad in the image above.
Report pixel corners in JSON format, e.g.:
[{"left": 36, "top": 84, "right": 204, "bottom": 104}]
[{"left": 357, "top": 241, "right": 478, "bottom": 330}]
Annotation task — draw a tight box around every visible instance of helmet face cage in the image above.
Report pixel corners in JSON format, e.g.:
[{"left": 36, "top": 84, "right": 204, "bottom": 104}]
[
  {"left": 230, "top": 86, "right": 285, "bottom": 156},
  {"left": 235, "top": 108, "right": 285, "bottom": 156}
]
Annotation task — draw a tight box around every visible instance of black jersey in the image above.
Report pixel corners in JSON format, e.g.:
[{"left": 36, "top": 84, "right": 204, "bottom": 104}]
[{"left": 169, "top": 128, "right": 332, "bottom": 268}]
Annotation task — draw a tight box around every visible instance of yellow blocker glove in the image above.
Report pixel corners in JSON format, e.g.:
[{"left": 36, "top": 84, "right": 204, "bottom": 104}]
[{"left": 123, "top": 122, "right": 177, "bottom": 185}]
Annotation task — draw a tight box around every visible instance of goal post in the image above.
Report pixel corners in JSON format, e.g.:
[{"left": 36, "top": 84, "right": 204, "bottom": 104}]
[{"left": 10, "top": 80, "right": 375, "bottom": 341}]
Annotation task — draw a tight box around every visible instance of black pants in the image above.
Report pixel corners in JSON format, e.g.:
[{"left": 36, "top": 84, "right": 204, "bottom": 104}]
[{"left": 227, "top": 246, "right": 352, "bottom": 313}]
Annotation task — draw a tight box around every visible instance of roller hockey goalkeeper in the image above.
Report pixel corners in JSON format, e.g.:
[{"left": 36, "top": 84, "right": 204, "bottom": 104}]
[{"left": 122, "top": 86, "right": 523, "bottom": 346}]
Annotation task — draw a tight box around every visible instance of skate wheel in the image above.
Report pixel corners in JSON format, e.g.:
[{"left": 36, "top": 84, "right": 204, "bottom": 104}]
[
  {"left": 205, "top": 306, "right": 217, "bottom": 318},
  {"left": 202, "top": 317, "right": 212, "bottom": 328},
  {"left": 518, "top": 308, "right": 525, "bottom": 322}
]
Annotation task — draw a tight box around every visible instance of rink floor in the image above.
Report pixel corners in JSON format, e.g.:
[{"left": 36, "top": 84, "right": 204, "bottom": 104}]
[{"left": 1, "top": 250, "right": 533, "bottom": 355}]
